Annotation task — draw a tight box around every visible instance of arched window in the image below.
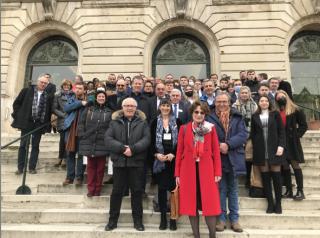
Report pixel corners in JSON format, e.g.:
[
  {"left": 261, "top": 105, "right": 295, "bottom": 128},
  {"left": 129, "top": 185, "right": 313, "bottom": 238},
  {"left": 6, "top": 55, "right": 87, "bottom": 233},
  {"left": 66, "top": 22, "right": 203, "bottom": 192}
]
[
  {"left": 289, "top": 31, "right": 320, "bottom": 121},
  {"left": 25, "top": 36, "right": 78, "bottom": 87},
  {"left": 152, "top": 34, "right": 210, "bottom": 79}
]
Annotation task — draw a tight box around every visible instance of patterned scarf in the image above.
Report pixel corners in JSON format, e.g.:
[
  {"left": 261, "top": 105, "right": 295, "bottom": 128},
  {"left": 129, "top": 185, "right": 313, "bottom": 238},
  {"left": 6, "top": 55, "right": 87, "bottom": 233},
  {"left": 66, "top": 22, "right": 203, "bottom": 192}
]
[
  {"left": 155, "top": 115, "right": 178, "bottom": 154},
  {"left": 153, "top": 115, "right": 178, "bottom": 174},
  {"left": 192, "top": 121, "right": 213, "bottom": 161},
  {"left": 32, "top": 86, "right": 47, "bottom": 123},
  {"left": 216, "top": 108, "right": 230, "bottom": 135}
]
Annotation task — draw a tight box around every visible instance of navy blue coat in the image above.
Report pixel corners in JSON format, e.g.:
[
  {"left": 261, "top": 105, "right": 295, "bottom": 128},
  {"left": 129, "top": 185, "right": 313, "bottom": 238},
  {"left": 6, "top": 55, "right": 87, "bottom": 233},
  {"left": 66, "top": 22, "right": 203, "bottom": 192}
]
[{"left": 206, "top": 108, "right": 248, "bottom": 176}]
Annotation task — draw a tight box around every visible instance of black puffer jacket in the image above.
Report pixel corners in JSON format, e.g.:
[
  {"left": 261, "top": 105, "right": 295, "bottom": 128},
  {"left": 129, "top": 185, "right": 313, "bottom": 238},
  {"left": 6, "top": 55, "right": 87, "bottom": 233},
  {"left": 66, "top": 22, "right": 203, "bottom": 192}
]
[
  {"left": 78, "top": 103, "right": 112, "bottom": 157},
  {"left": 104, "top": 110, "right": 150, "bottom": 168}
]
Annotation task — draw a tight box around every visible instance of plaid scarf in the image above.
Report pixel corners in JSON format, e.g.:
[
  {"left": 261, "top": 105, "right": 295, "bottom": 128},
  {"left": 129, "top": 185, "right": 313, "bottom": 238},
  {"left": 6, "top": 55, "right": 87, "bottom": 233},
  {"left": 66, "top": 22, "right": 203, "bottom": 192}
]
[
  {"left": 192, "top": 121, "right": 213, "bottom": 161},
  {"left": 32, "top": 86, "right": 47, "bottom": 123},
  {"left": 216, "top": 108, "right": 230, "bottom": 135}
]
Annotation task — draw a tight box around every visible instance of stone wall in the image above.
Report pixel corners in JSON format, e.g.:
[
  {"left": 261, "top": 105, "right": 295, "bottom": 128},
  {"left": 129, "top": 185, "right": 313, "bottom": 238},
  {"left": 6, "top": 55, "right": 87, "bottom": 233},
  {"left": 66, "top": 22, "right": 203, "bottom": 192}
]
[{"left": 1, "top": 0, "right": 320, "bottom": 135}]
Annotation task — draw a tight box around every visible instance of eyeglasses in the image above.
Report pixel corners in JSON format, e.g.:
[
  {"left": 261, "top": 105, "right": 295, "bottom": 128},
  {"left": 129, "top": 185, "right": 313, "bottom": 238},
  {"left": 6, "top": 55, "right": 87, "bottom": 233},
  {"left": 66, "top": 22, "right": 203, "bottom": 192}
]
[
  {"left": 215, "top": 101, "right": 228, "bottom": 104},
  {"left": 194, "top": 110, "right": 205, "bottom": 115},
  {"left": 39, "top": 81, "right": 49, "bottom": 85},
  {"left": 123, "top": 105, "right": 137, "bottom": 108},
  {"left": 117, "top": 84, "right": 125, "bottom": 87}
]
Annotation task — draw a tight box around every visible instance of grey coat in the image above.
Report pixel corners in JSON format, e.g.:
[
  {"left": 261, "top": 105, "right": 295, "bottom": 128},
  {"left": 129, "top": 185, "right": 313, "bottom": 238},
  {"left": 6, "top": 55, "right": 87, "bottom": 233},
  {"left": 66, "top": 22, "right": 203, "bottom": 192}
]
[
  {"left": 52, "top": 91, "right": 75, "bottom": 131},
  {"left": 78, "top": 104, "right": 112, "bottom": 157},
  {"left": 104, "top": 110, "right": 150, "bottom": 168}
]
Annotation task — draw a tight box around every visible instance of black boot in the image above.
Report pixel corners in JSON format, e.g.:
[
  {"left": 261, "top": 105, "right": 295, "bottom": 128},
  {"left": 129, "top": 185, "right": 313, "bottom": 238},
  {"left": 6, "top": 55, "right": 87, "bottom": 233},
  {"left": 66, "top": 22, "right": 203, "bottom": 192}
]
[
  {"left": 293, "top": 169, "right": 305, "bottom": 201},
  {"left": 169, "top": 219, "right": 177, "bottom": 231},
  {"left": 282, "top": 169, "right": 293, "bottom": 198},
  {"left": 245, "top": 161, "right": 252, "bottom": 189},
  {"left": 271, "top": 172, "right": 282, "bottom": 214},
  {"left": 261, "top": 172, "right": 274, "bottom": 213},
  {"left": 159, "top": 212, "right": 167, "bottom": 230}
]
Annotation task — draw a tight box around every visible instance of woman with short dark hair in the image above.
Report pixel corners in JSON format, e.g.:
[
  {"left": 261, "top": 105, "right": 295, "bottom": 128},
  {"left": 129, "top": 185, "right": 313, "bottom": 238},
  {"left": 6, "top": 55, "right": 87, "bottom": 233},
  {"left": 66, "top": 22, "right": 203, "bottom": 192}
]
[
  {"left": 175, "top": 100, "right": 221, "bottom": 238},
  {"left": 150, "top": 98, "right": 181, "bottom": 230}
]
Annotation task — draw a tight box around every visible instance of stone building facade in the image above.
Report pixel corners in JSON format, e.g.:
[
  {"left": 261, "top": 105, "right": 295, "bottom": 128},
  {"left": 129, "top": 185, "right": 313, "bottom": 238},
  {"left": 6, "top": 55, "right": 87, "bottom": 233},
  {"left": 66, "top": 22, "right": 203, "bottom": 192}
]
[{"left": 1, "top": 0, "right": 320, "bottom": 135}]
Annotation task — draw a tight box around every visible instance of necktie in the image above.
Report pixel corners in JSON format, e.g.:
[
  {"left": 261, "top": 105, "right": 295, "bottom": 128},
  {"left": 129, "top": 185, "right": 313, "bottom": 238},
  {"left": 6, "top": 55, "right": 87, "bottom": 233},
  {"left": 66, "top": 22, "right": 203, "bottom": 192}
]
[{"left": 174, "top": 104, "right": 178, "bottom": 118}]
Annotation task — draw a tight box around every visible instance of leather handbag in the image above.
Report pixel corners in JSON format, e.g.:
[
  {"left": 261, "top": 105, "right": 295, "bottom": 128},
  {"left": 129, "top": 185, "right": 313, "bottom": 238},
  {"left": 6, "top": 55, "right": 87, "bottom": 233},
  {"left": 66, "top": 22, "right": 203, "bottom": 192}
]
[{"left": 170, "top": 186, "right": 180, "bottom": 220}]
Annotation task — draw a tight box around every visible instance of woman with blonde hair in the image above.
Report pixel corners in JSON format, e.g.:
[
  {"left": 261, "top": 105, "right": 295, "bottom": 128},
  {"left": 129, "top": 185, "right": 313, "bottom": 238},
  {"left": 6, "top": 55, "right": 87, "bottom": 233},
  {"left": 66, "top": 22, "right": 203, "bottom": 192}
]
[
  {"left": 275, "top": 90, "right": 308, "bottom": 200},
  {"left": 232, "top": 86, "right": 257, "bottom": 190},
  {"left": 184, "top": 85, "right": 199, "bottom": 104}
]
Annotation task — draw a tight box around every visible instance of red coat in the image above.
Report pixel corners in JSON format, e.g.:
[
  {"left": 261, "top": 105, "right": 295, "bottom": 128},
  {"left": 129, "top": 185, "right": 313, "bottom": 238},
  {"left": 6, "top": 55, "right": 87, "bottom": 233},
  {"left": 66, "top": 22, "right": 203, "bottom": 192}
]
[{"left": 175, "top": 122, "right": 222, "bottom": 216}]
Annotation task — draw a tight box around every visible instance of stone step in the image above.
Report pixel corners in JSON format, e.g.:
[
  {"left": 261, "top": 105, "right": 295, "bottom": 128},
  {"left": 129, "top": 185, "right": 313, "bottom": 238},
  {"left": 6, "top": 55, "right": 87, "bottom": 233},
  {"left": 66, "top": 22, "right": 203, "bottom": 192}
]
[
  {"left": 3, "top": 223, "right": 320, "bottom": 238},
  {"left": 3, "top": 208, "right": 320, "bottom": 229},
  {"left": 2, "top": 194, "right": 320, "bottom": 211}
]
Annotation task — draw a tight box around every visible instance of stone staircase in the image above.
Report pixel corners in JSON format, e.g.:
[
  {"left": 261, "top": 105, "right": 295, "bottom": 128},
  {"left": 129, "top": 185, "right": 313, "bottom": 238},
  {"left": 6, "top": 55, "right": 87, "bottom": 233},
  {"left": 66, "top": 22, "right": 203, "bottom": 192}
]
[{"left": 1, "top": 131, "right": 320, "bottom": 237}]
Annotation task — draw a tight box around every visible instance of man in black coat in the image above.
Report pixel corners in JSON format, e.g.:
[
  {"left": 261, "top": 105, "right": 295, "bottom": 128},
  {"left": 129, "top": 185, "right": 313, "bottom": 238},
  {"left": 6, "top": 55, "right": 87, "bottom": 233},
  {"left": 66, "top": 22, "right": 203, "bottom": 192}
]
[
  {"left": 11, "top": 75, "right": 53, "bottom": 174},
  {"left": 43, "top": 73, "right": 56, "bottom": 97},
  {"left": 124, "top": 75, "right": 152, "bottom": 122},
  {"left": 149, "top": 82, "right": 168, "bottom": 122},
  {"left": 104, "top": 97, "right": 150, "bottom": 232}
]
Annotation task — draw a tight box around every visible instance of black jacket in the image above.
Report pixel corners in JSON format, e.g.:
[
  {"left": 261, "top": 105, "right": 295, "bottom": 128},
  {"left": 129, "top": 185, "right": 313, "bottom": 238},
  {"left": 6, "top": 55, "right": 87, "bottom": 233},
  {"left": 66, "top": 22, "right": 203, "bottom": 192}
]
[
  {"left": 104, "top": 110, "right": 151, "bottom": 167},
  {"left": 11, "top": 86, "right": 53, "bottom": 133},
  {"left": 124, "top": 92, "right": 152, "bottom": 122},
  {"left": 52, "top": 91, "right": 75, "bottom": 131},
  {"left": 250, "top": 111, "right": 286, "bottom": 166},
  {"left": 284, "top": 110, "right": 308, "bottom": 163},
  {"left": 78, "top": 103, "right": 112, "bottom": 157}
]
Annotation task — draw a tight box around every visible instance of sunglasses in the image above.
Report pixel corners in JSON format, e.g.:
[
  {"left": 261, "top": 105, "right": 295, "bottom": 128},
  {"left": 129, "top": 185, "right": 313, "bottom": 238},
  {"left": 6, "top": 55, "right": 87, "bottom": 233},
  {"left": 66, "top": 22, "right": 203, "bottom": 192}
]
[{"left": 194, "top": 110, "right": 205, "bottom": 115}]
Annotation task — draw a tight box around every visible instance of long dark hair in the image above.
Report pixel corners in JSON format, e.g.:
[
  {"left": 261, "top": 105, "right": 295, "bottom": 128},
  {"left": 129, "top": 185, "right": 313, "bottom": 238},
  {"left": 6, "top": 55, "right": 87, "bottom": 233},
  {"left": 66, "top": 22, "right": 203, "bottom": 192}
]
[{"left": 255, "top": 95, "right": 275, "bottom": 114}]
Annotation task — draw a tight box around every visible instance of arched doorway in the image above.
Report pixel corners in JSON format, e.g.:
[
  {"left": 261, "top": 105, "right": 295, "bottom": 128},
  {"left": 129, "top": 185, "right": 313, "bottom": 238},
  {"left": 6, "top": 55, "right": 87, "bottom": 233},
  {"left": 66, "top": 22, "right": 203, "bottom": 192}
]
[
  {"left": 152, "top": 34, "right": 210, "bottom": 79},
  {"left": 25, "top": 36, "right": 78, "bottom": 87},
  {"left": 289, "top": 31, "right": 320, "bottom": 122}
]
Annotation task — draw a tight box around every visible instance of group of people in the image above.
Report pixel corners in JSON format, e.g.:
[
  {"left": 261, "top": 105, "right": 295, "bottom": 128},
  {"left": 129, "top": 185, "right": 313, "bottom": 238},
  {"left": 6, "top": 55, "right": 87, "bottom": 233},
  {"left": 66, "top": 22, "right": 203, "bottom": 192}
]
[{"left": 11, "top": 70, "right": 308, "bottom": 237}]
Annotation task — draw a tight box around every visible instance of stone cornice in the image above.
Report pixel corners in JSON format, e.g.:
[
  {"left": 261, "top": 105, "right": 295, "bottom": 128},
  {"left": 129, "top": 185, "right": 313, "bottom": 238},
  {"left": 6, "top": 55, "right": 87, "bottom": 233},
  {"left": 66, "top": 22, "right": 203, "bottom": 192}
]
[{"left": 212, "top": 0, "right": 294, "bottom": 5}]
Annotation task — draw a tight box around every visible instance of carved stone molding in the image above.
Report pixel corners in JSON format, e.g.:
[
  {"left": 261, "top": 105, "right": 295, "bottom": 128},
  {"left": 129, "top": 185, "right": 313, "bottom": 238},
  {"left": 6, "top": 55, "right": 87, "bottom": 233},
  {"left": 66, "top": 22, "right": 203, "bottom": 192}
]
[
  {"left": 175, "top": 0, "right": 188, "bottom": 17},
  {"left": 41, "top": 0, "right": 57, "bottom": 20}
]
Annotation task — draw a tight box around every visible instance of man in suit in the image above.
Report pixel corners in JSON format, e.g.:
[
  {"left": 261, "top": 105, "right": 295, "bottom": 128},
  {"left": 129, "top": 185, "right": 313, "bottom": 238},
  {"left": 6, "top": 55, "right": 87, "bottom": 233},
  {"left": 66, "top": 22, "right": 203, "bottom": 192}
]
[
  {"left": 170, "top": 88, "right": 190, "bottom": 124},
  {"left": 149, "top": 82, "right": 168, "bottom": 122}
]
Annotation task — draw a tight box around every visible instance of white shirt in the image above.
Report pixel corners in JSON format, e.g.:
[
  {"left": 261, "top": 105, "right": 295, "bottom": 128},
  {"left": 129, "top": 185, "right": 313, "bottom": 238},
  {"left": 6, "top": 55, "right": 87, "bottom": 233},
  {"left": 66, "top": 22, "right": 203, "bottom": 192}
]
[{"left": 37, "top": 91, "right": 43, "bottom": 107}]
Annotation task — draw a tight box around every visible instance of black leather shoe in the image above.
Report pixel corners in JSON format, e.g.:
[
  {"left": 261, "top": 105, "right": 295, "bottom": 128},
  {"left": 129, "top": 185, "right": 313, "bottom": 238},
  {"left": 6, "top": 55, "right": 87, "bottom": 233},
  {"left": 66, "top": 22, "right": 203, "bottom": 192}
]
[
  {"left": 266, "top": 203, "right": 274, "bottom": 214},
  {"left": 29, "top": 169, "right": 37, "bottom": 174},
  {"left": 293, "top": 190, "right": 305, "bottom": 201},
  {"left": 169, "top": 219, "right": 177, "bottom": 231},
  {"left": 282, "top": 189, "right": 293, "bottom": 199},
  {"left": 134, "top": 222, "right": 145, "bottom": 231},
  {"left": 159, "top": 213, "right": 167, "bottom": 230},
  {"left": 105, "top": 222, "right": 117, "bottom": 231}
]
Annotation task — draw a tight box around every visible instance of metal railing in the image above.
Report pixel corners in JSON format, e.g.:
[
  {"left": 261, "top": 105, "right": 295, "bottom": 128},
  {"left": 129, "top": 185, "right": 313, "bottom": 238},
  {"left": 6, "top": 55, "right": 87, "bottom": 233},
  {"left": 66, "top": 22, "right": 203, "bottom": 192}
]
[
  {"left": 1, "top": 118, "right": 57, "bottom": 195},
  {"left": 296, "top": 104, "right": 320, "bottom": 121}
]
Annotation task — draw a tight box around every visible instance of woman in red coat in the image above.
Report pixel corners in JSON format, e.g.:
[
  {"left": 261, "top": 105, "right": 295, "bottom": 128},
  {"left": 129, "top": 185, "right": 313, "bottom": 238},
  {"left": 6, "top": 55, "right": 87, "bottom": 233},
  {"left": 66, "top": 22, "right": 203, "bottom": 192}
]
[{"left": 175, "top": 101, "right": 222, "bottom": 238}]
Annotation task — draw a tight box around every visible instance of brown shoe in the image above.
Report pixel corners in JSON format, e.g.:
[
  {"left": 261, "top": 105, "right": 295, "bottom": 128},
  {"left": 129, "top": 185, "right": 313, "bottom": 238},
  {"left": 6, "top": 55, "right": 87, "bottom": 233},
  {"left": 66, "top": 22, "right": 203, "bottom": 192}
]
[
  {"left": 75, "top": 178, "right": 83, "bottom": 186},
  {"left": 216, "top": 220, "right": 226, "bottom": 232},
  {"left": 62, "top": 179, "right": 73, "bottom": 186},
  {"left": 231, "top": 222, "right": 243, "bottom": 233}
]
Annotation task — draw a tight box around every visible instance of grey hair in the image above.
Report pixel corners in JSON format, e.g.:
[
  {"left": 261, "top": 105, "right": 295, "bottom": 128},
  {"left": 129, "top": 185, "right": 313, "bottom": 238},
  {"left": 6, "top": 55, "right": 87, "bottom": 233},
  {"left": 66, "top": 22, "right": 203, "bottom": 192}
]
[
  {"left": 215, "top": 91, "right": 231, "bottom": 102},
  {"left": 121, "top": 97, "right": 138, "bottom": 107},
  {"left": 170, "top": 88, "right": 181, "bottom": 96}
]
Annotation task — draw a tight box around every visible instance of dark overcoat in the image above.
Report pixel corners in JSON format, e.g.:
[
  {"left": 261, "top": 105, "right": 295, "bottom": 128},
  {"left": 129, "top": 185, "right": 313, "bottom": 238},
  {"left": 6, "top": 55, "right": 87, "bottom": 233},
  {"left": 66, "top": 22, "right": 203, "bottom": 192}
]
[
  {"left": 11, "top": 86, "right": 53, "bottom": 133},
  {"left": 250, "top": 111, "right": 286, "bottom": 166},
  {"left": 285, "top": 110, "right": 308, "bottom": 163}
]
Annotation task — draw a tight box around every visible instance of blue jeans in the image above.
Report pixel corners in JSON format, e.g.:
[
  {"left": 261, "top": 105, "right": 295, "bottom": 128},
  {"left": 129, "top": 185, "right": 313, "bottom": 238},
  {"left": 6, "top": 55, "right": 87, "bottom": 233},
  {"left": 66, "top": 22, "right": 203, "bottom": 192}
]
[
  {"left": 17, "top": 129, "right": 42, "bottom": 171},
  {"left": 66, "top": 151, "right": 84, "bottom": 181},
  {"left": 65, "top": 134, "right": 85, "bottom": 181},
  {"left": 219, "top": 170, "right": 239, "bottom": 223}
]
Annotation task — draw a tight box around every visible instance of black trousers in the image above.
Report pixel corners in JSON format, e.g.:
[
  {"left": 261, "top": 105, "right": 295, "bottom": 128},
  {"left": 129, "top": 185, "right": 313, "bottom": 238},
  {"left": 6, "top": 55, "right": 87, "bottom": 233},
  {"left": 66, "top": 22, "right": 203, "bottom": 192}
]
[
  {"left": 17, "top": 129, "right": 42, "bottom": 171},
  {"left": 108, "top": 166, "right": 144, "bottom": 224},
  {"left": 58, "top": 130, "right": 66, "bottom": 159}
]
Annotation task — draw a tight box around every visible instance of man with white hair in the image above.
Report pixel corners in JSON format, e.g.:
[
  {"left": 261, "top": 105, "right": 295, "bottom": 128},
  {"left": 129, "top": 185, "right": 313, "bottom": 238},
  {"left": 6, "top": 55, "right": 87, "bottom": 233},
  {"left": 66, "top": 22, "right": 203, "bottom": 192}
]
[
  {"left": 170, "top": 88, "right": 190, "bottom": 124},
  {"left": 105, "top": 97, "right": 150, "bottom": 232},
  {"left": 12, "top": 75, "right": 54, "bottom": 174}
]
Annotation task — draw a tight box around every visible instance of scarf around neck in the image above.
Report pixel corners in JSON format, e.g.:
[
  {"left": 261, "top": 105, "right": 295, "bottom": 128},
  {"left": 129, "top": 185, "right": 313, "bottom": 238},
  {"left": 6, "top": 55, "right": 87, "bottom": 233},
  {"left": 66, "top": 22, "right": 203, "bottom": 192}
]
[{"left": 216, "top": 108, "right": 230, "bottom": 135}]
